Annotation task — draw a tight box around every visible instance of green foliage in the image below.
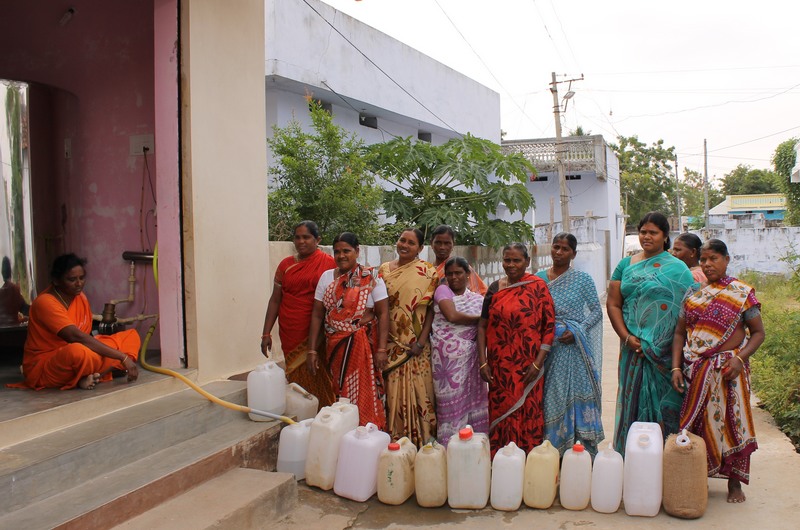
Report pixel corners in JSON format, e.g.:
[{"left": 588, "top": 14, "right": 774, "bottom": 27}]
[
  {"left": 366, "top": 134, "right": 535, "bottom": 247},
  {"left": 681, "top": 168, "right": 723, "bottom": 226},
  {"left": 745, "top": 248, "right": 800, "bottom": 449},
  {"left": 610, "top": 135, "right": 677, "bottom": 227},
  {"left": 267, "top": 99, "right": 383, "bottom": 244},
  {"left": 721, "top": 164, "right": 782, "bottom": 196},
  {"left": 773, "top": 138, "right": 799, "bottom": 226},
  {"left": 569, "top": 125, "right": 591, "bottom": 136}
]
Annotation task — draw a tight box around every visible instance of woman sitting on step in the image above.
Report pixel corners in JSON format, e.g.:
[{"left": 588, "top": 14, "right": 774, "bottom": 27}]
[{"left": 8, "top": 253, "right": 140, "bottom": 390}]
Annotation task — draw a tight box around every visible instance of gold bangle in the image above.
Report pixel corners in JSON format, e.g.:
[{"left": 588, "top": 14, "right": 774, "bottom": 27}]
[
  {"left": 120, "top": 355, "right": 128, "bottom": 364},
  {"left": 307, "top": 350, "right": 317, "bottom": 355},
  {"left": 532, "top": 361, "right": 541, "bottom": 371},
  {"left": 734, "top": 354, "right": 745, "bottom": 365},
  {"left": 479, "top": 362, "right": 488, "bottom": 369},
  {"left": 261, "top": 333, "right": 271, "bottom": 339},
  {"left": 624, "top": 334, "right": 632, "bottom": 346},
  {"left": 671, "top": 367, "right": 681, "bottom": 373}
]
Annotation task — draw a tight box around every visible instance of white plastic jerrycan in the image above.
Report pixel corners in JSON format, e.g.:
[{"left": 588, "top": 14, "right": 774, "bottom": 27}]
[
  {"left": 276, "top": 418, "right": 314, "bottom": 480},
  {"left": 490, "top": 441, "right": 525, "bottom": 511},
  {"left": 285, "top": 382, "right": 319, "bottom": 421},
  {"left": 246, "top": 361, "right": 286, "bottom": 421},
  {"left": 333, "top": 423, "right": 391, "bottom": 502},
  {"left": 377, "top": 437, "right": 416, "bottom": 505},
  {"left": 523, "top": 439, "right": 560, "bottom": 509},
  {"left": 559, "top": 441, "right": 592, "bottom": 510},
  {"left": 415, "top": 442, "right": 447, "bottom": 508},
  {"left": 624, "top": 421, "right": 664, "bottom": 517},
  {"left": 304, "top": 402, "right": 360, "bottom": 490},
  {"left": 590, "top": 441, "right": 624, "bottom": 514},
  {"left": 447, "top": 425, "right": 491, "bottom": 509}
]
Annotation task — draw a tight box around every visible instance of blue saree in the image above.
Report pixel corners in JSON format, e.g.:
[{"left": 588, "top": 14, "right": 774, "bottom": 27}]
[
  {"left": 537, "top": 268, "right": 604, "bottom": 456},
  {"left": 611, "top": 251, "right": 695, "bottom": 455}
]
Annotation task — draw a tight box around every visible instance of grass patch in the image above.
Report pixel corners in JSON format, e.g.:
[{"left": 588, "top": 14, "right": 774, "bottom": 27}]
[{"left": 741, "top": 271, "right": 800, "bottom": 451}]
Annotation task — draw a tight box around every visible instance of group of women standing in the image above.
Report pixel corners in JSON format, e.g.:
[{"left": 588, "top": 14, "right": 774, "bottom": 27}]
[
  {"left": 608, "top": 211, "right": 764, "bottom": 504},
  {"left": 261, "top": 221, "right": 604, "bottom": 457},
  {"left": 262, "top": 215, "right": 764, "bottom": 504}
]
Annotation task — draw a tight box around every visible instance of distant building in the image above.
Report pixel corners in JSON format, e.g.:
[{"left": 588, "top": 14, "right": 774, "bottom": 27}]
[
  {"left": 502, "top": 135, "right": 624, "bottom": 285},
  {"left": 709, "top": 194, "right": 786, "bottom": 226}
]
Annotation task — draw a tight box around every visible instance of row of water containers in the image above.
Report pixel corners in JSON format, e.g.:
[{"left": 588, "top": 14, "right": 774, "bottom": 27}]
[{"left": 276, "top": 400, "right": 707, "bottom": 517}]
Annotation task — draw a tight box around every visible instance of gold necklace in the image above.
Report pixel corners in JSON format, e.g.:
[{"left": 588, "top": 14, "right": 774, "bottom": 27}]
[{"left": 52, "top": 287, "right": 70, "bottom": 308}]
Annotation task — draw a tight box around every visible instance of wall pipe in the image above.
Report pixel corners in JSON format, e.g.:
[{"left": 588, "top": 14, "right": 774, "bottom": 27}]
[{"left": 110, "top": 261, "right": 136, "bottom": 305}]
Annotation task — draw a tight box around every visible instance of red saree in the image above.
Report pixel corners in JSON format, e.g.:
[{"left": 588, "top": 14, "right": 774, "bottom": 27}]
[
  {"left": 322, "top": 265, "right": 386, "bottom": 429},
  {"left": 485, "top": 273, "right": 555, "bottom": 455},
  {"left": 275, "top": 249, "right": 336, "bottom": 407}
]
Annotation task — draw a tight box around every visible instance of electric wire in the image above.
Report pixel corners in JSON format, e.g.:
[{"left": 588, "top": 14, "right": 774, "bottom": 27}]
[
  {"left": 302, "top": 0, "right": 460, "bottom": 135},
  {"left": 614, "top": 82, "right": 800, "bottom": 122},
  {"left": 433, "top": 0, "right": 546, "bottom": 133}
]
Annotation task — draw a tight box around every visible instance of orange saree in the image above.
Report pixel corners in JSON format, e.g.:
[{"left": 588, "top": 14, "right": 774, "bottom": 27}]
[{"left": 9, "top": 287, "right": 140, "bottom": 390}]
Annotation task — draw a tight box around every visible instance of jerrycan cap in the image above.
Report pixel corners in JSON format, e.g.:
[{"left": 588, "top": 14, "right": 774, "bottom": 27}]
[
  {"left": 388, "top": 442, "right": 401, "bottom": 451},
  {"left": 676, "top": 428, "right": 691, "bottom": 446},
  {"left": 638, "top": 434, "right": 651, "bottom": 447},
  {"left": 458, "top": 426, "right": 474, "bottom": 440},
  {"left": 572, "top": 442, "right": 585, "bottom": 452}
]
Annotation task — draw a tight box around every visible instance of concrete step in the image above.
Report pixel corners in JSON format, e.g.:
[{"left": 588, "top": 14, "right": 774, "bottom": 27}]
[
  {"left": 0, "top": 380, "right": 259, "bottom": 516},
  {"left": 114, "top": 468, "right": 296, "bottom": 530},
  {"left": 0, "top": 419, "right": 283, "bottom": 529},
  {"left": 0, "top": 367, "right": 199, "bottom": 449}
]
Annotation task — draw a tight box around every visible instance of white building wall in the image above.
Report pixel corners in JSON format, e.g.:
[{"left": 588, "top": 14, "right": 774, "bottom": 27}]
[
  {"left": 699, "top": 226, "right": 800, "bottom": 276},
  {"left": 265, "top": 0, "right": 500, "bottom": 144}
]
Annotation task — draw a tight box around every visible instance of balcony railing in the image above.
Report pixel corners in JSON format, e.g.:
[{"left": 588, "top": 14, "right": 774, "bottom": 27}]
[{"left": 502, "top": 135, "right": 609, "bottom": 180}]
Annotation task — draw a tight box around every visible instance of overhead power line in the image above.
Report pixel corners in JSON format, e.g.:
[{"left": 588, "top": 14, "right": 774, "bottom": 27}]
[
  {"left": 432, "top": 0, "right": 545, "bottom": 132},
  {"left": 303, "top": 0, "right": 459, "bottom": 135}
]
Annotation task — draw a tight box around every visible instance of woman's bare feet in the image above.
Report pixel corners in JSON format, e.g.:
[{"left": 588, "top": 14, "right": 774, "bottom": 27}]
[
  {"left": 727, "top": 478, "right": 746, "bottom": 503},
  {"left": 78, "top": 373, "right": 101, "bottom": 390}
]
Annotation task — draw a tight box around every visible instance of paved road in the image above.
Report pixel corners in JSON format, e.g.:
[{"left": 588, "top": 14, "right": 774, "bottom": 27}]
[{"left": 275, "top": 310, "right": 800, "bottom": 528}]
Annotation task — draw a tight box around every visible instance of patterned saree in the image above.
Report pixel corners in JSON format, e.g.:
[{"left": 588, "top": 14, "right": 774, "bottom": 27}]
[
  {"left": 484, "top": 273, "right": 555, "bottom": 455},
  {"left": 378, "top": 259, "right": 439, "bottom": 447},
  {"left": 322, "top": 264, "right": 386, "bottom": 429},
  {"left": 612, "top": 251, "right": 695, "bottom": 455},
  {"left": 679, "top": 277, "right": 760, "bottom": 483},
  {"left": 536, "top": 268, "right": 604, "bottom": 456}
]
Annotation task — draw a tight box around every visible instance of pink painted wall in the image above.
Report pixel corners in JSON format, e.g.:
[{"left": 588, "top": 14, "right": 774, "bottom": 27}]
[
  {"left": 0, "top": 1, "right": 166, "bottom": 347},
  {"left": 153, "top": 0, "right": 183, "bottom": 367}
]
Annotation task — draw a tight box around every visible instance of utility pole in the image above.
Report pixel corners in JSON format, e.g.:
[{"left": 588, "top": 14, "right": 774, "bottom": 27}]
[
  {"left": 550, "top": 72, "right": 583, "bottom": 233},
  {"left": 675, "top": 155, "right": 682, "bottom": 231},
  {"left": 703, "top": 139, "right": 709, "bottom": 232}
]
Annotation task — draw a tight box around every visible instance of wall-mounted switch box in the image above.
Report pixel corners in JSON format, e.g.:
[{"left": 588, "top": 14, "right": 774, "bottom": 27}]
[{"left": 130, "top": 134, "right": 155, "bottom": 156}]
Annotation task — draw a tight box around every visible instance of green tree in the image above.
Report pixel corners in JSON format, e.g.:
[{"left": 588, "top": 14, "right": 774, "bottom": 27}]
[
  {"left": 569, "top": 125, "right": 591, "bottom": 136},
  {"left": 367, "top": 134, "right": 535, "bottom": 247},
  {"left": 610, "top": 135, "right": 676, "bottom": 227},
  {"left": 267, "top": 99, "right": 383, "bottom": 243},
  {"left": 774, "top": 138, "right": 799, "bottom": 226},
  {"left": 721, "top": 164, "right": 782, "bottom": 196},
  {"left": 681, "top": 168, "right": 723, "bottom": 229}
]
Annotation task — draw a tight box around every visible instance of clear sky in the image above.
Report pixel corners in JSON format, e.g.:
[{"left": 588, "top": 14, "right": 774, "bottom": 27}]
[{"left": 319, "top": 0, "right": 799, "bottom": 181}]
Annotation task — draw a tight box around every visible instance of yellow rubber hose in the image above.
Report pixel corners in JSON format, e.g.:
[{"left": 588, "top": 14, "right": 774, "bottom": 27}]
[{"left": 138, "top": 253, "right": 294, "bottom": 424}]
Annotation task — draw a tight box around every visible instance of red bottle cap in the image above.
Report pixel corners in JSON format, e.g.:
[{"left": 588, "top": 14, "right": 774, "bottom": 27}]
[
  {"left": 459, "top": 427, "right": 473, "bottom": 440},
  {"left": 388, "top": 442, "right": 400, "bottom": 451},
  {"left": 573, "top": 442, "right": 585, "bottom": 452}
]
